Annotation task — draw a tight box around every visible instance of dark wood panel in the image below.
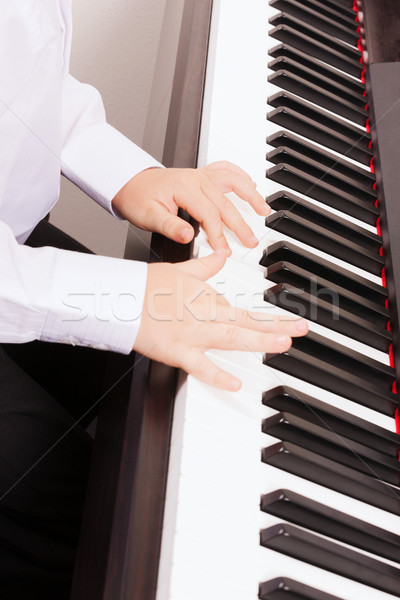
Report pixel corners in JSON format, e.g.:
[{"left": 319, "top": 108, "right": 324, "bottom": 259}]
[
  {"left": 71, "top": 1, "right": 212, "bottom": 599},
  {"left": 162, "top": 0, "right": 213, "bottom": 169},
  {"left": 362, "top": 0, "right": 400, "bottom": 64},
  {"left": 367, "top": 61, "right": 400, "bottom": 393}
]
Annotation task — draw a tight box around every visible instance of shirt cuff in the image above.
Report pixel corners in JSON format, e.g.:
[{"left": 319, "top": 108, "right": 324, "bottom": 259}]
[
  {"left": 40, "top": 248, "right": 148, "bottom": 354},
  {"left": 61, "top": 121, "right": 163, "bottom": 218}
]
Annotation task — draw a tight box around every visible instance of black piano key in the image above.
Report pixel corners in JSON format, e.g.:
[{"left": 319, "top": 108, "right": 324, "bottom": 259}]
[
  {"left": 269, "top": 13, "right": 361, "bottom": 61},
  {"left": 260, "top": 241, "right": 388, "bottom": 305},
  {"left": 262, "top": 441, "right": 400, "bottom": 515},
  {"left": 262, "top": 411, "right": 400, "bottom": 485},
  {"left": 267, "top": 191, "right": 381, "bottom": 251},
  {"left": 259, "top": 577, "right": 345, "bottom": 600},
  {"left": 268, "top": 57, "right": 365, "bottom": 109},
  {"left": 266, "top": 261, "right": 389, "bottom": 327},
  {"left": 269, "top": 0, "right": 358, "bottom": 44},
  {"left": 269, "top": 44, "right": 365, "bottom": 95},
  {"left": 262, "top": 386, "right": 400, "bottom": 458},
  {"left": 268, "top": 70, "right": 367, "bottom": 126},
  {"left": 266, "top": 165, "right": 379, "bottom": 225},
  {"left": 261, "top": 489, "right": 400, "bottom": 563},
  {"left": 260, "top": 523, "right": 400, "bottom": 597},
  {"left": 267, "top": 105, "right": 370, "bottom": 167},
  {"left": 265, "top": 211, "right": 383, "bottom": 274},
  {"left": 274, "top": 0, "right": 357, "bottom": 28},
  {"left": 267, "top": 107, "right": 371, "bottom": 166},
  {"left": 266, "top": 130, "right": 374, "bottom": 186},
  {"left": 308, "top": 0, "right": 356, "bottom": 19},
  {"left": 266, "top": 148, "right": 376, "bottom": 202},
  {"left": 269, "top": 23, "right": 362, "bottom": 77},
  {"left": 268, "top": 59, "right": 367, "bottom": 125},
  {"left": 263, "top": 331, "right": 397, "bottom": 416},
  {"left": 268, "top": 12, "right": 361, "bottom": 56},
  {"left": 264, "top": 283, "right": 391, "bottom": 351},
  {"left": 267, "top": 91, "right": 371, "bottom": 164}
]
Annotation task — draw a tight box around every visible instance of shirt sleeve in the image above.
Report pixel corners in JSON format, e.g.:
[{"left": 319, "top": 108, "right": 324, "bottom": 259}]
[
  {"left": 60, "top": 74, "right": 163, "bottom": 216},
  {"left": 0, "top": 220, "right": 147, "bottom": 354}
]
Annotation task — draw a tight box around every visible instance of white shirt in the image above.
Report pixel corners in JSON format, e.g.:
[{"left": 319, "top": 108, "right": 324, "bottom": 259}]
[{"left": 0, "top": 0, "right": 162, "bottom": 353}]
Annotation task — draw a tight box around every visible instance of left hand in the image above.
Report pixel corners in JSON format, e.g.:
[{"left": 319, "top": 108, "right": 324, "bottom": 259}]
[{"left": 111, "top": 161, "right": 270, "bottom": 254}]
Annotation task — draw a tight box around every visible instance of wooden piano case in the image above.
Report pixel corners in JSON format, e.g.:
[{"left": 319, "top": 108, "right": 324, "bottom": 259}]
[{"left": 71, "top": 1, "right": 213, "bottom": 598}]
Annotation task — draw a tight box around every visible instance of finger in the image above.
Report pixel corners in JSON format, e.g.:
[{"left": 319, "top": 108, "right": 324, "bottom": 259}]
[
  {"left": 216, "top": 306, "right": 309, "bottom": 336},
  {"left": 202, "top": 182, "right": 259, "bottom": 248},
  {"left": 196, "top": 322, "right": 294, "bottom": 353},
  {"left": 176, "top": 250, "right": 227, "bottom": 281},
  {"left": 177, "top": 188, "right": 231, "bottom": 253},
  {"left": 208, "top": 169, "right": 269, "bottom": 217},
  {"left": 228, "top": 173, "right": 269, "bottom": 216},
  {"left": 178, "top": 346, "right": 242, "bottom": 391},
  {"left": 203, "top": 160, "right": 254, "bottom": 181},
  {"left": 144, "top": 204, "right": 195, "bottom": 243}
]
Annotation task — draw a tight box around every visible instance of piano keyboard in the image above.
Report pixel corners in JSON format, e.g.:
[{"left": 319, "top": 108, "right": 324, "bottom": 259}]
[{"left": 155, "top": 0, "right": 400, "bottom": 598}]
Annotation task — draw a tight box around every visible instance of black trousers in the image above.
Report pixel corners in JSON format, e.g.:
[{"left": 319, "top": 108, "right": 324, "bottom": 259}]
[{"left": 0, "top": 221, "right": 110, "bottom": 599}]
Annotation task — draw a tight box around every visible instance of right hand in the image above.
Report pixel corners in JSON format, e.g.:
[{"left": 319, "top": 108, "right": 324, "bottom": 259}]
[{"left": 134, "top": 250, "right": 308, "bottom": 391}]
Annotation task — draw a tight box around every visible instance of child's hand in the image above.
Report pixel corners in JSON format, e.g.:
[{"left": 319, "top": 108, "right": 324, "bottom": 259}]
[
  {"left": 112, "top": 161, "right": 270, "bottom": 254},
  {"left": 134, "top": 251, "right": 308, "bottom": 391}
]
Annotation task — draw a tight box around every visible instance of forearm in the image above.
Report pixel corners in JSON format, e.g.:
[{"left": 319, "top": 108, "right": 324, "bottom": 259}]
[
  {"left": 0, "top": 221, "right": 147, "bottom": 353},
  {"left": 61, "top": 75, "right": 163, "bottom": 216}
]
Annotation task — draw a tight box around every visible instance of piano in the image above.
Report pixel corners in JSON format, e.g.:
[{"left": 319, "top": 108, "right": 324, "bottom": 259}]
[{"left": 71, "top": 1, "right": 400, "bottom": 599}]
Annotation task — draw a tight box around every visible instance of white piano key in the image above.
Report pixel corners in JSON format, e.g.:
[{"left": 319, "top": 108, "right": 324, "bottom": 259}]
[
  {"left": 159, "top": 531, "right": 400, "bottom": 600},
  {"left": 174, "top": 349, "right": 396, "bottom": 434}
]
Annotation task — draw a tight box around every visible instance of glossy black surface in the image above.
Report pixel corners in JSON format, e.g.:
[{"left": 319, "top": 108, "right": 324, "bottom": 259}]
[
  {"left": 268, "top": 67, "right": 367, "bottom": 125},
  {"left": 289, "top": 0, "right": 356, "bottom": 20},
  {"left": 269, "top": 0, "right": 358, "bottom": 43},
  {"left": 262, "top": 441, "right": 400, "bottom": 515},
  {"left": 266, "top": 261, "right": 389, "bottom": 327},
  {"left": 260, "top": 523, "right": 400, "bottom": 596},
  {"left": 264, "top": 283, "right": 391, "bottom": 351},
  {"left": 261, "top": 489, "right": 400, "bottom": 562},
  {"left": 260, "top": 241, "right": 388, "bottom": 305},
  {"left": 266, "top": 164, "right": 378, "bottom": 224},
  {"left": 268, "top": 43, "right": 363, "bottom": 91},
  {"left": 267, "top": 106, "right": 370, "bottom": 165},
  {"left": 263, "top": 331, "right": 397, "bottom": 416},
  {"left": 267, "top": 191, "right": 380, "bottom": 247},
  {"left": 262, "top": 411, "right": 400, "bottom": 484},
  {"left": 269, "top": 13, "right": 360, "bottom": 60},
  {"left": 267, "top": 91, "right": 371, "bottom": 163},
  {"left": 269, "top": 23, "right": 362, "bottom": 77},
  {"left": 266, "top": 132, "right": 374, "bottom": 184},
  {"left": 266, "top": 149, "right": 376, "bottom": 202},
  {"left": 259, "top": 577, "right": 345, "bottom": 600},
  {"left": 262, "top": 386, "right": 400, "bottom": 458},
  {"left": 265, "top": 210, "right": 383, "bottom": 274}
]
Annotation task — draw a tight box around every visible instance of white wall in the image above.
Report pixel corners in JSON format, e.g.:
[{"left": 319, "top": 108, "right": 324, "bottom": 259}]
[{"left": 50, "top": 0, "right": 168, "bottom": 258}]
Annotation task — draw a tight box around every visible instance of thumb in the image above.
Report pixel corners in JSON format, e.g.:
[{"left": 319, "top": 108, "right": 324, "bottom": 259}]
[
  {"left": 150, "top": 205, "right": 194, "bottom": 244},
  {"left": 177, "top": 250, "right": 227, "bottom": 281}
]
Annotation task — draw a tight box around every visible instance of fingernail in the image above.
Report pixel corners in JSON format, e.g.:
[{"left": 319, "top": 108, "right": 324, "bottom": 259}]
[
  {"left": 296, "top": 319, "right": 308, "bottom": 333},
  {"left": 229, "top": 378, "right": 241, "bottom": 391},
  {"left": 180, "top": 227, "right": 192, "bottom": 242},
  {"left": 277, "top": 335, "right": 291, "bottom": 350},
  {"left": 215, "top": 248, "right": 227, "bottom": 256},
  {"left": 250, "top": 235, "right": 259, "bottom": 245}
]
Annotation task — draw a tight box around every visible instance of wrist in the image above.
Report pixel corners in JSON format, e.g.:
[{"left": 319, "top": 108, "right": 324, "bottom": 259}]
[{"left": 112, "top": 167, "right": 163, "bottom": 218}]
